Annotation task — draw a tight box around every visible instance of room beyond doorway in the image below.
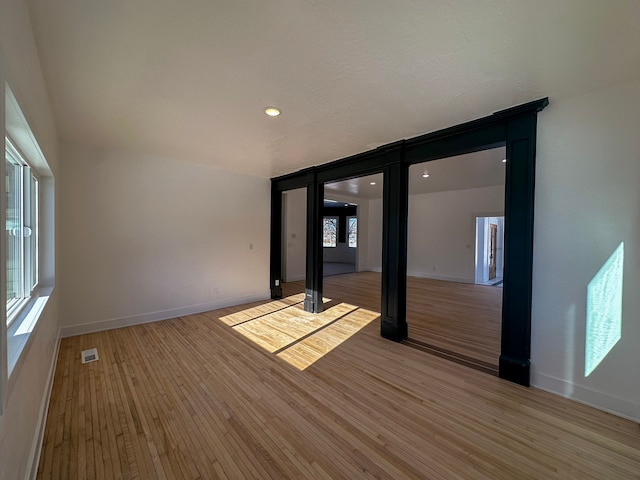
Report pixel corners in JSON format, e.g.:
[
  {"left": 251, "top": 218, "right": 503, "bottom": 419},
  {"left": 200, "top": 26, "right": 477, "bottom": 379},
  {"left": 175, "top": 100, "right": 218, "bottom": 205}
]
[{"left": 405, "top": 148, "right": 506, "bottom": 371}]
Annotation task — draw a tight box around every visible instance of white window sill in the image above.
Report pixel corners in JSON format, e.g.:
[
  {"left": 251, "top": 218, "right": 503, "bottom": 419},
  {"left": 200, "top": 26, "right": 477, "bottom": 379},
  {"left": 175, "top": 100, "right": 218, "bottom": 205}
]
[{"left": 7, "top": 286, "right": 53, "bottom": 375}]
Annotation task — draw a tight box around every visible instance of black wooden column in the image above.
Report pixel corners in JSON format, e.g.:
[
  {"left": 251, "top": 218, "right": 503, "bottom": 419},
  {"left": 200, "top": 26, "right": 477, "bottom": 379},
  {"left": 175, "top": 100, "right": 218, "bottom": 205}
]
[
  {"left": 304, "top": 172, "right": 324, "bottom": 313},
  {"left": 380, "top": 146, "right": 408, "bottom": 341},
  {"left": 270, "top": 185, "right": 283, "bottom": 299},
  {"left": 499, "top": 113, "right": 538, "bottom": 386}
]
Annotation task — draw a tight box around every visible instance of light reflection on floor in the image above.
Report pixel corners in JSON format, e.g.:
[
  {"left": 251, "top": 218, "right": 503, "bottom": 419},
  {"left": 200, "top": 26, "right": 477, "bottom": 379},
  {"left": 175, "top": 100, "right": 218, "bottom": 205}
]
[{"left": 219, "top": 295, "right": 380, "bottom": 370}]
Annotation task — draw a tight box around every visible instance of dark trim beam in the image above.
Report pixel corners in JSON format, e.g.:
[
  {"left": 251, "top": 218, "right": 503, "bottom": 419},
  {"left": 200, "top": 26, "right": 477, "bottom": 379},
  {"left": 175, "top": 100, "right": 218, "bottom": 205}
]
[
  {"left": 381, "top": 146, "right": 408, "bottom": 341},
  {"left": 304, "top": 173, "right": 324, "bottom": 313},
  {"left": 270, "top": 97, "right": 548, "bottom": 387},
  {"left": 270, "top": 186, "right": 283, "bottom": 299},
  {"left": 499, "top": 113, "right": 539, "bottom": 386}
]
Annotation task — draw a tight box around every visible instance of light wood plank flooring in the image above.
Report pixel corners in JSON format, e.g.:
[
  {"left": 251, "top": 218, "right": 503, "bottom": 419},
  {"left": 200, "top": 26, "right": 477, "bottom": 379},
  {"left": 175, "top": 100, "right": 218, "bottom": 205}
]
[
  {"left": 283, "top": 271, "right": 502, "bottom": 367},
  {"left": 38, "top": 296, "right": 640, "bottom": 479}
]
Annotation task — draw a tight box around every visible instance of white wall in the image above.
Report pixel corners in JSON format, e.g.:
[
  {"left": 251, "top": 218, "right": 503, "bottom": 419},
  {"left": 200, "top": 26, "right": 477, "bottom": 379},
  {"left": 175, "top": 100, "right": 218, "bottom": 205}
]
[
  {"left": 59, "top": 143, "right": 271, "bottom": 334},
  {"left": 324, "top": 241, "right": 357, "bottom": 264},
  {"left": 532, "top": 81, "right": 640, "bottom": 421},
  {"left": 283, "top": 188, "right": 306, "bottom": 282},
  {"left": 367, "top": 186, "right": 505, "bottom": 283},
  {"left": 408, "top": 186, "right": 504, "bottom": 282},
  {"left": 367, "top": 198, "right": 383, "bottom": 271},
  {"left": 0, "top": 0, "right": 60, "bottom": 478}
]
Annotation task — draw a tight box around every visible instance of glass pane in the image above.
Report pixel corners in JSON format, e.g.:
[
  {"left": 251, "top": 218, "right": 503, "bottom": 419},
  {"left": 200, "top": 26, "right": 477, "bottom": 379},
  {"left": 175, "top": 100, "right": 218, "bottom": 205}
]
[
  {"left": 348, "top": 217, "right": 357, "bottom": 247},
  {"left": 323, "top": 218, "right": 337, "bottom": 247},
  {"left": 6, "top": 156, "right": 23, "bottom": 313}
]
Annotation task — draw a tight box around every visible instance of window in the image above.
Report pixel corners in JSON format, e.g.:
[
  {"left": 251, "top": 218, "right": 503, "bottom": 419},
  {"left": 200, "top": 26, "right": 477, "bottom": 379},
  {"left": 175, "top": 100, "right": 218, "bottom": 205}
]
[
  {"left": 348, "top": 217, "right": 357, "bottom": 248},
  {"left": 323, "top": 217, "right": 337, "bottom": 247},
  {"left": 5, "top": 138, "right": 38, "bottom": 326}
]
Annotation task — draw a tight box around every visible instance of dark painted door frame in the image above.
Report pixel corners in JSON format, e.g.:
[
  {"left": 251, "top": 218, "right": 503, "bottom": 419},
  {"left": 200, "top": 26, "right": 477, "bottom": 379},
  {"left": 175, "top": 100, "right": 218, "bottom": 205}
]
[{"left": 270, "top": 98, "right": 548, "bottom": 386}]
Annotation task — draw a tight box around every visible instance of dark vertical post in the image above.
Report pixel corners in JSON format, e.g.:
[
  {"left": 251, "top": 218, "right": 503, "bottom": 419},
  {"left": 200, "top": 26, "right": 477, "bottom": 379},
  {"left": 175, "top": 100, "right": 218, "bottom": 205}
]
[
  {"left": 380, "top": 146, "right": 408, "bottom": 341},
  {"left": 500, "top": 113, "right": 537, "bottom": 386},
  {"left": 270, "top": 184, "right": 283, "bottom": 298},
  {"left": 304, "top": 171, "right": 324, "bottom": 313}
]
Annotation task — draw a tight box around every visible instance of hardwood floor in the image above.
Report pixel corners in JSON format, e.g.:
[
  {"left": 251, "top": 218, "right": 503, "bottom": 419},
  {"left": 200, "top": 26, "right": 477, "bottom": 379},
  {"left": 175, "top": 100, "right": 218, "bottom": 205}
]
[
  {"left": 283, "top": 271, "right": 502, "bottom": 366},
  {"left": 38, "top": 295, "right": 640, "bottom": 479}
]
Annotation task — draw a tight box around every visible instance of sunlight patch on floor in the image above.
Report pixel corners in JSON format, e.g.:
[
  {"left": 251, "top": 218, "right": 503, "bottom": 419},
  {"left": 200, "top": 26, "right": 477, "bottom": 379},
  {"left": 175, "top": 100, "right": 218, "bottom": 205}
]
[
  {"left": 219, "top": 293, "right": 306, "bottom": 326},
  {"left": 233, "top": 302, "right": 359, "bottom": 353},
  {"left": 217, "top": 294, "right": 379, "bottom": 369},
  {"left": 277, "top": 308, "right": 380, "bottom": 370}
]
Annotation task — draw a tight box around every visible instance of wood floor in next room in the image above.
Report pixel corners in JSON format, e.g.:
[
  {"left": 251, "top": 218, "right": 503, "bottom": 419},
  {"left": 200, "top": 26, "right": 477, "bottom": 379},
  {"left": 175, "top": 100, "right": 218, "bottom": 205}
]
[
  {"left": 38, "top": 294, "right": 640, "bottom": 479},
  {"left": 283, "top": 271, "right": 502, "bottom": 367}
]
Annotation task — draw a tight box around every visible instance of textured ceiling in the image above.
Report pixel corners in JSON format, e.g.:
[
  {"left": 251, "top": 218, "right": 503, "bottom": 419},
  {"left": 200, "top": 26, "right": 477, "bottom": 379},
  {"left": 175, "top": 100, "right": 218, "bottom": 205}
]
[
  {"left": 26, "top": 0, "right": 640, "bottom": 178},
  {"left": 325, "top": 147, "right": 506, "bottom": 200}
]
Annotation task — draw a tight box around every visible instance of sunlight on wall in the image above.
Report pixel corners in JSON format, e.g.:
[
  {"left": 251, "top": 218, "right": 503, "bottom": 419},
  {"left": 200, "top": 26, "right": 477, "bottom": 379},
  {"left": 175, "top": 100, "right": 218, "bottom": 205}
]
[{"left": 585, "top": 242, "right": 624, "bottom": 377}]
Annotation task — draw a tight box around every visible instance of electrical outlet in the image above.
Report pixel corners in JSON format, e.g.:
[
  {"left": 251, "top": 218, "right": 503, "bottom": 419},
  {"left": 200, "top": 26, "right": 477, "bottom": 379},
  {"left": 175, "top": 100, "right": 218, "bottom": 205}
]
[
  {"left": 249, "top": 243, "right": 253, "bottom": 250},
  {"left": 213, "top": 286, "right": 220, "bottom": 294}
]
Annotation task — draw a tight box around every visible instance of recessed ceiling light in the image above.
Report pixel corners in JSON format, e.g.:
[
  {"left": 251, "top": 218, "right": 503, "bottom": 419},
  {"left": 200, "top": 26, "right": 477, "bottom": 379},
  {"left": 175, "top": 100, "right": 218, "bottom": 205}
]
[
  {"left": 502, "top": 158, "right": 507, "bottom": 163},
  {"left": 422, "top": 170, "right": 430, "bottom": 178},
  {"left": 370, "top": 182, "right": 376, "bottom": 185},
  {"left": 264, "top": 107, "right": 281, "bottom": 117}
]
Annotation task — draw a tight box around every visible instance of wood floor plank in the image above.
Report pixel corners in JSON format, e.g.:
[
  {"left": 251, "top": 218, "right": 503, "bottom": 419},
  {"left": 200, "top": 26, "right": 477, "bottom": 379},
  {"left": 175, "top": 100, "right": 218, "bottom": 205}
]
[
  {"left": 277, "top": 307, "right": 380, "bottom": 370},
  {"left": 233, "top": 302, "right": 358, "bottom": 353},
  {"left": 283, "top": 271, "right": 502, "bottom": 365},
  {"left": 37, "top": 285, "right": 640, "bottom": 480},
  {"left": 218, "top": 294, "right": 305, "bottom": 326}
]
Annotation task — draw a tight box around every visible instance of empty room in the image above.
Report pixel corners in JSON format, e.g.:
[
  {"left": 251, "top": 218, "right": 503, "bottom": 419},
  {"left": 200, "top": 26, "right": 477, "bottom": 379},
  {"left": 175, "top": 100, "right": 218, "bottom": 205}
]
[{"left": 1, "top": 1, "right": 639, "bottom": 479}]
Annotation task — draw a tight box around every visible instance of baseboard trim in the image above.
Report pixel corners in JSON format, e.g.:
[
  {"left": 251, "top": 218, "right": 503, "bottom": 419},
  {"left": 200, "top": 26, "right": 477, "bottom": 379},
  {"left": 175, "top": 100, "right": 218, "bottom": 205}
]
[
  {"left": 531, "top": 370, "right": 639, "bottom": 422},
  {"left": 27, "top": 328, "right": 62, "bottom": 480},
  {"left": 283, "top": 274, "right": 306, "bottom": 282},
  {"left": 407, "top": 270, "right": 473, "bottom": 284},
  {"left": 60, "top": 292, "right": 271, "bottom": 338}
]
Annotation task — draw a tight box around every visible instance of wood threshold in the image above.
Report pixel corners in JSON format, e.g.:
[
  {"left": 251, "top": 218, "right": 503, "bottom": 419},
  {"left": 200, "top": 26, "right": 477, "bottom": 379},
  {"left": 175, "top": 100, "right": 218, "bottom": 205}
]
[{"left": 403, "top": 337, "right": 499, "bottom": 377}]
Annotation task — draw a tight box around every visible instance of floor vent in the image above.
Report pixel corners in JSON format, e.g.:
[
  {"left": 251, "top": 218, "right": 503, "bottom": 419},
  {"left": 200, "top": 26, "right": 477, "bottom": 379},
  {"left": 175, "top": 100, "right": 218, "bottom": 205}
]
[{"left": 81, "top": 348, "right": 99, "bottom": 364}]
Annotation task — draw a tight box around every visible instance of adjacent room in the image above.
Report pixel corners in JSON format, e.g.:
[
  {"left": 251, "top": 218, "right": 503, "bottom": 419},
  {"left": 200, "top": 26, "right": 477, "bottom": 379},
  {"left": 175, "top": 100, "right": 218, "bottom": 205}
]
[{"left": 1, "top": 1, "right": 639, "bottom": 479}]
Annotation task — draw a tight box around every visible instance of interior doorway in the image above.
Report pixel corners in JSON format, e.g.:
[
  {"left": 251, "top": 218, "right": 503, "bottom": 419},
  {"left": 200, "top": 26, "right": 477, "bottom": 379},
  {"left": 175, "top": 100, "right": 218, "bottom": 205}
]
[
  {"left": 322, "top": 198, "right": 358, "bottom": 277},
  {"left": 405, "top": 147, "right": 506, "bottom": 372},
  {"left": 475, "top": 216, "right": 504, "bottom": 286},
  {"left": 280, "top": 173, "right": 384, "bottom": 312}
]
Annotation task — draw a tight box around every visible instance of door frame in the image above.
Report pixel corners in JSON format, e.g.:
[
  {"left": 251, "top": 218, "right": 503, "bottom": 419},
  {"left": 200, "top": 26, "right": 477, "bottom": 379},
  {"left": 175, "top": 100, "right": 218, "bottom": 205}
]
[{"left": 270, "top": 98, "right": 548, "bottom": 386}]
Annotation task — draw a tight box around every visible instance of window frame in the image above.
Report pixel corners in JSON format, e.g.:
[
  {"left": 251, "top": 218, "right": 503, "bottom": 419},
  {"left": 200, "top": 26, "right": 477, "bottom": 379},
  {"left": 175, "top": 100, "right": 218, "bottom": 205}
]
[
  {"left": 322, "top": 216, "right": 338, "bottom": 248},
  {"left": 5, "top": 137, "right": 39, "bottom": 327},
  {"left": 347, "top": 216, "right": 357, "bottom": 248}
]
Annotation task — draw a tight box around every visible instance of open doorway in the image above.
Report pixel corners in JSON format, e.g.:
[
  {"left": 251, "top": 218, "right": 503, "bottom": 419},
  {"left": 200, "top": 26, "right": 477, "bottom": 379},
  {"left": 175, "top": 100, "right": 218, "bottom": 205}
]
[
  {"left": 279, "top": 173, "right": 384, "bottom": 313},
  {"left": 321, "top": 199, "right": 358, "bottom": 277},
  {"left": 475, "top": 216, "right": 504, "bottom": 286},
  {"left": 405, "top": 147, "right": 506, "bottom": 372}
]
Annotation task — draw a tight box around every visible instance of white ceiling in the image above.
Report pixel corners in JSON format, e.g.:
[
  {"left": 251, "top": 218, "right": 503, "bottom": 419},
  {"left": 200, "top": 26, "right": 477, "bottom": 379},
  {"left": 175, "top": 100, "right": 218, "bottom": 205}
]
[
  {"left": 325, "top": 147, "right": 506, "bottom": 200},
  {"left": 26, "top": 0, "right": 640, "bottom": 178}
]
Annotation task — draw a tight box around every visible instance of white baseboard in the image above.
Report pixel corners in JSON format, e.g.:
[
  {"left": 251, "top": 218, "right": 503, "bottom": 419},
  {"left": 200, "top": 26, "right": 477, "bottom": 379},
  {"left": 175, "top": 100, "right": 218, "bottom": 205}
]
[
  {"left": 284, "top": 274, "right": 305, "bottom": 282},
  {"left": 407, "top": 270, "right": 473, "bottom": 284},
  {"left": 27, "top": 329, "right": 62, "bottom": 480},
  {"left": 531, "top": 371, "right": 639, "bottom": 422},
  {"left": 345, "top": 267, "right": 474, "bottom": 285},
  {"left": 60, "top": 292, "right": 271, "bottom": 338}
]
